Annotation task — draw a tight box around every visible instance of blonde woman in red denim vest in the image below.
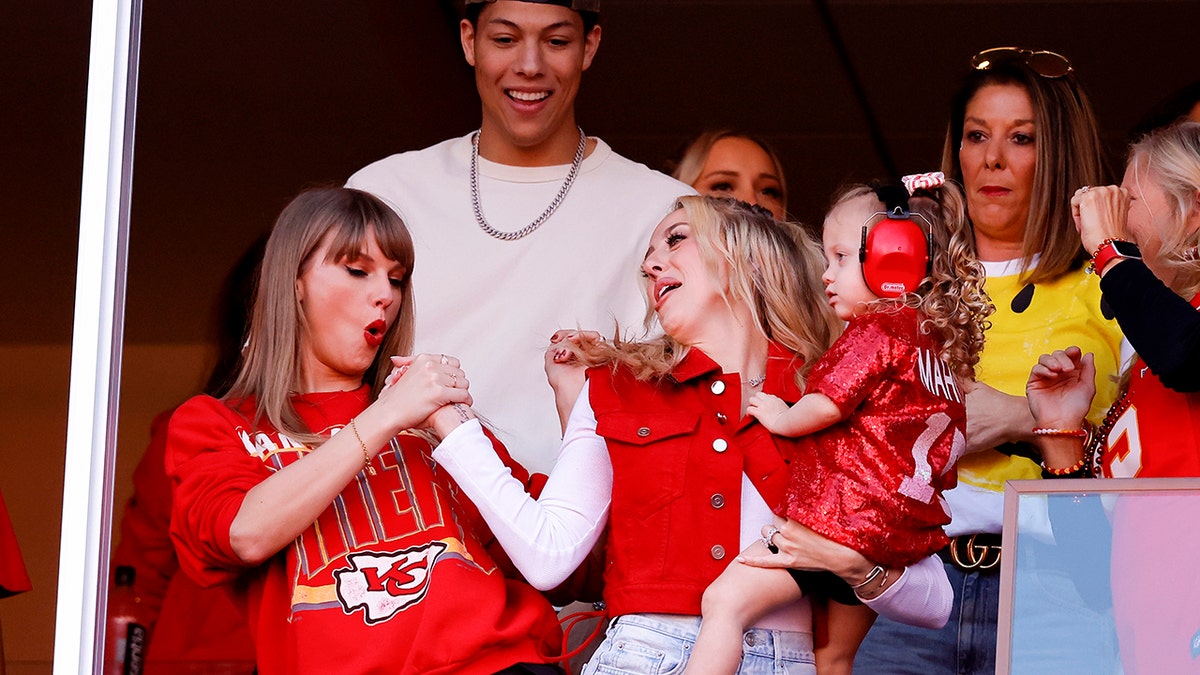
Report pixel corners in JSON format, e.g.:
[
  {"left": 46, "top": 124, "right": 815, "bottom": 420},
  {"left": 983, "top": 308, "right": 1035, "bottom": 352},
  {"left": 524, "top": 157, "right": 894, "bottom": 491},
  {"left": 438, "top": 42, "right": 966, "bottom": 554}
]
[{"left": 428, "top": 196, "right": 954, "bottom": 674}]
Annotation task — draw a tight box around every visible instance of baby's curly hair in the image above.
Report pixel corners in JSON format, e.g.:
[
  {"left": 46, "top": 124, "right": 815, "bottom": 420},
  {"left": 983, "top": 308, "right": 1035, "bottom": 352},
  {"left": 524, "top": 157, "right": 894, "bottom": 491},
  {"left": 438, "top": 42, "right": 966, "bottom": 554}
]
[{"left": 833, "top": 182, "right": 994, "bottom": 383}]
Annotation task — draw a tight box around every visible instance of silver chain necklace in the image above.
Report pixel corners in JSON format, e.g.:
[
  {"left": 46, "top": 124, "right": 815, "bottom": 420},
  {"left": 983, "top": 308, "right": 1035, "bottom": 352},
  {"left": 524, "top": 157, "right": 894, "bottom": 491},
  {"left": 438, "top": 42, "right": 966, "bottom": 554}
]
[{"left": 470, "top": 126, "right": 587, "bottom": 241}]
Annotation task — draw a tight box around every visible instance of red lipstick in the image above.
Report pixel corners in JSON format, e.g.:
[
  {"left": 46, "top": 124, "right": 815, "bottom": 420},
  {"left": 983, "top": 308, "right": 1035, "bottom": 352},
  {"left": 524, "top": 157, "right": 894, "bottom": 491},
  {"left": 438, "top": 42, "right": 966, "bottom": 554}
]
[{"left": 364, "top": 320, "right": 386, "bottom": 348}]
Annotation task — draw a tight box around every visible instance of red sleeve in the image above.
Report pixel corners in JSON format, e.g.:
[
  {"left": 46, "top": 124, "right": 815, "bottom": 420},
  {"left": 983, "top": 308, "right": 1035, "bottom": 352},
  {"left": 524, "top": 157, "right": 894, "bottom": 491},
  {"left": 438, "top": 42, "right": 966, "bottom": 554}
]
[
  {"left": 111, "top": 408, "right": 180, "bottom": 623},
  {"left": 485, "top": 426, "right": 604, "bottom": 605},
  {"left": 484, "top": 425, "right": 543, "bottom": 497},
  {"left": 806, "top": 314, "right": 895, "bottom": 416},
  {"left": 451, "top": 425, "right": 545, "bottom": 568},
  {"left": 165, "top": 396, "right": 271, "bottom": 587},
  {"left": 0, "top": 489, "right": 31, "bottom": 598},
  {"left": 445, "top": 426, "right": 603, "bottom": 603}
]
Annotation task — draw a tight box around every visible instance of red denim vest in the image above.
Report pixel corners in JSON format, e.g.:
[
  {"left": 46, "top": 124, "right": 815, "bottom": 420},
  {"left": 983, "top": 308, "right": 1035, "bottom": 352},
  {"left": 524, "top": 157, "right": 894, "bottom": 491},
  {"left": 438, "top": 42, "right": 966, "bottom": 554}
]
[{"left": 587, "top": 344, "right": 803, "bottom": 617}]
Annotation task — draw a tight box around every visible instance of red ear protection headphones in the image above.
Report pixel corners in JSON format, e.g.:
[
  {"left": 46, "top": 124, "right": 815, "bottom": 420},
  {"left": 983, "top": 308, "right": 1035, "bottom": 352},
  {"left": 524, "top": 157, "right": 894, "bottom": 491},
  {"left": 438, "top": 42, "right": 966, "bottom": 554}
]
[{"left": 858, "top": 183, "right": 933, "bottom": 298}]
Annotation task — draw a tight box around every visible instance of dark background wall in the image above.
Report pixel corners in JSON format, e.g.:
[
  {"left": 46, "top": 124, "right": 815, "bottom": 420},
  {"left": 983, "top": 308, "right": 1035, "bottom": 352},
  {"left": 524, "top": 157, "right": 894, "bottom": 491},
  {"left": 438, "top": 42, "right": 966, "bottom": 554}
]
[{"left": 6, "top": 1, "right": 1199, "bottom": 347}]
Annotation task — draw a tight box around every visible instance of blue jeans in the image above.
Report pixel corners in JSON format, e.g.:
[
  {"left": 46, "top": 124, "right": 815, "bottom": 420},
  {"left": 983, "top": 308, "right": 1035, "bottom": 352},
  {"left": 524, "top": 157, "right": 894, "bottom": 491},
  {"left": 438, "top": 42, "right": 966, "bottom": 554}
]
[
  {"left": 854, "top": 558, "right": 1118, "bottom": 674},
  {"left": 582, "top": 613, "right": 816, "bottom": 675},
  {"left": 853, "top": 561, "right": 998, "bottom": 675}
]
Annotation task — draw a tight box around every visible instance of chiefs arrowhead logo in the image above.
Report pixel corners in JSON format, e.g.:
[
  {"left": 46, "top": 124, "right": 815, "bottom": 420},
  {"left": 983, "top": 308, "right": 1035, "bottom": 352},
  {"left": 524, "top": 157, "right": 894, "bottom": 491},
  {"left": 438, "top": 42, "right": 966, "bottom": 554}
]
[{"left": 334, "top": 542, "right": 448, "bottom": 624}]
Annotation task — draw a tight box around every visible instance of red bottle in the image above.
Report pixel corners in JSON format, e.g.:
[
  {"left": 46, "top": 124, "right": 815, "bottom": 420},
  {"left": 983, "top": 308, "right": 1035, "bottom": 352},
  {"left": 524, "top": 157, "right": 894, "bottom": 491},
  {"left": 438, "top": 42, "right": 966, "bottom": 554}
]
[{"left": 104, "top": 566, "right": 146, "bottom": 675}]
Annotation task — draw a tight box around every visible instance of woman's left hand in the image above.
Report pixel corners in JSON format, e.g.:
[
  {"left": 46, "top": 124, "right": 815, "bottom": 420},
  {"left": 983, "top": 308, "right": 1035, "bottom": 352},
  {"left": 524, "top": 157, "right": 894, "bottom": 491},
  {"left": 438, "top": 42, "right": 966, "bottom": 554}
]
[
  {"left": 377, "top": 353, "right": 472, "bottom": 430},
  {"left": 738, "top": 516, "right": 875, "bottom": 586},
  {"left": 544, "top": 330, "right": 600, "bottom": 432},
  {"left": 1071, "top": 185, "right": 1132, "bottom": 254},
  {"left": 1025, "top": 346, "right": 1096, "bottom": 429},
  {"left": 544, "top": 330, "right": 593, "bottom": 399}
]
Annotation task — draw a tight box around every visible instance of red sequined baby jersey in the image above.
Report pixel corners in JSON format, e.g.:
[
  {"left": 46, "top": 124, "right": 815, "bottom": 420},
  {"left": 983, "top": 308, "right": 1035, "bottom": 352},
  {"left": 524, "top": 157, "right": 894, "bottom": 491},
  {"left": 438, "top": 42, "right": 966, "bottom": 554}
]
[{"left": 783, "top": 306, "right": 965, "bottom": 567}]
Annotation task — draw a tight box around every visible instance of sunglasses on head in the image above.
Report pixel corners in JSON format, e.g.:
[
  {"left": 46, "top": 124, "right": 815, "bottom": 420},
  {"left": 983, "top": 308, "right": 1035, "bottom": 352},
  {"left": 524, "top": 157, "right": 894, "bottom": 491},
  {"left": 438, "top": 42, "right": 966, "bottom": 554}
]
[{"left": 970, "top": 47, "right": 1074, "bottom": 79}]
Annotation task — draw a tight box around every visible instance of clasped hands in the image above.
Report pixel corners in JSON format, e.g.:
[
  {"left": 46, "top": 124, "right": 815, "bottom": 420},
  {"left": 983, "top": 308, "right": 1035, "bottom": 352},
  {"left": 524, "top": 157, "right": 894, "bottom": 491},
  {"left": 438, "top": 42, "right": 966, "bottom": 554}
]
[
  {"left": 1071, "top": 184, "right": 1132, "bottom": 255},
  {"left": 378, "top": 352, "right": 473, "bottom": 437},
  {"left": 381, "top": 329, "right": 604, "bottom": 439}
]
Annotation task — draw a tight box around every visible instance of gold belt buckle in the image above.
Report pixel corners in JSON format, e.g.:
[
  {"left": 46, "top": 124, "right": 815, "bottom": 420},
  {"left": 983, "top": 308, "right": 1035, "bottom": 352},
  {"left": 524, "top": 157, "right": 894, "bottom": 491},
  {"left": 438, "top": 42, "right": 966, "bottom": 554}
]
[{"left": 949, "top": 533, "right": 1001, "bottom": 571}]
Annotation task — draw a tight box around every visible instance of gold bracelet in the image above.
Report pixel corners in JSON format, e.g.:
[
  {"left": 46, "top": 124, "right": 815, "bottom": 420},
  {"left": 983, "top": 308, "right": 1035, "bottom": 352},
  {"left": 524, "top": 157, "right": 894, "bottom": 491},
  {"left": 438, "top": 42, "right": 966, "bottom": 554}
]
[
  {"left": 850, "top": 564, "right": 885, "bottom": 590},
  {"left": 853, "top": 566, "right": 891, "bottom": 599},
  {"left": 349, "top": 418, "right": 376, "bottom": 476}
]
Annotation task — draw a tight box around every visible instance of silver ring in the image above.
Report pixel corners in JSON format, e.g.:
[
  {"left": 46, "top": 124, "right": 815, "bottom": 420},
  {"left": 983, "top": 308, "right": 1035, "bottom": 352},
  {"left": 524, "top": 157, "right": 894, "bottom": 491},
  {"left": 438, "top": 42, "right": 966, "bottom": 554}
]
[
  {"left": 440, "top": 354, "right": 448, "bottom": 365},
  {"left": 761, "top": 525, "right": 780, "bottom": 553},
  {"left": 451, "top": 373, "right": 458, "bottom": 387},
  {"left": 1076, "top": 185, "right": 1091, "bottom": 195}
]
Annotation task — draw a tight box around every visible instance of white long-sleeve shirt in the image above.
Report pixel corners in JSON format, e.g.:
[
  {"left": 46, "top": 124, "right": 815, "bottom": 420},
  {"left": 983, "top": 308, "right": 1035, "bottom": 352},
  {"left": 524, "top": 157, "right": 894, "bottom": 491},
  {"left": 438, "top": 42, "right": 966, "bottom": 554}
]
[{"left": 434, "top": 383, "right": 952, "bottom": 630}]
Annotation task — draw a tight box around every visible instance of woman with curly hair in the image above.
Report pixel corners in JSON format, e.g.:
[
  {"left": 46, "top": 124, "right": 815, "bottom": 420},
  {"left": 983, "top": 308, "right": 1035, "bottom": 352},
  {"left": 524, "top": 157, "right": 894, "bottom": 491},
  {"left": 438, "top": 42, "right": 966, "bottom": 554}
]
[{"left": 856, "top": 48, "right": 1124, "bottom": 675}]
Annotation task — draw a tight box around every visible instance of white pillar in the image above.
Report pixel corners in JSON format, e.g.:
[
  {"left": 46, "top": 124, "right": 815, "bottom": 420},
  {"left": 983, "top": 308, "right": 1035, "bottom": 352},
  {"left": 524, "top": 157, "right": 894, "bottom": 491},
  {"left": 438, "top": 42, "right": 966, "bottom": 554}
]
[{"left": 54, "top": 0, "right": 140, "bottom": 672}]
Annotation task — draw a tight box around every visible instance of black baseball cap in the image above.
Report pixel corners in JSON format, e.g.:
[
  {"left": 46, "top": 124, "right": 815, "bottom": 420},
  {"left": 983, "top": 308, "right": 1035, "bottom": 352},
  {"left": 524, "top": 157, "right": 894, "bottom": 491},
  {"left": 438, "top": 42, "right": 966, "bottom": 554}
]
[{"left": 466, "top": 0, "right": 601, "bottom": 12}]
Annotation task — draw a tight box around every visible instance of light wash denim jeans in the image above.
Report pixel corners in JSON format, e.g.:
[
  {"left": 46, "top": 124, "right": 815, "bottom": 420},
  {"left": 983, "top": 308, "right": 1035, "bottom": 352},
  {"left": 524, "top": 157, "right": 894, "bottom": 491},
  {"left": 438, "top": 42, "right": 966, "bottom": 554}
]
[{"left": 582, "top": 613, "right": 816, "bottom": 675}]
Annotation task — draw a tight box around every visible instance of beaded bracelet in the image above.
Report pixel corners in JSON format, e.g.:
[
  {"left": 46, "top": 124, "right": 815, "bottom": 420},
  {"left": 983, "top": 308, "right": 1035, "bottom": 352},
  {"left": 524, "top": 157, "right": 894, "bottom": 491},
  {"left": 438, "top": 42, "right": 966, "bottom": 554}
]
[
  {"left": 349, "top": 418, "right": 377, "bottom": 476},
  {"left": 1042, "top": 455, "right": 1088, "bottom": 477},
  {"left": 1035, "top": 422, "right": 1095, "bottom": 478},
  {"left": 1089, "top": 237, "right": 1122, "bottom": 259},
  {"left": 1032, "top": 427, "right": 1088, "bottom": 437},
  {"left": 1085, "top": 238, "right": 1123, "bottom": 275}
]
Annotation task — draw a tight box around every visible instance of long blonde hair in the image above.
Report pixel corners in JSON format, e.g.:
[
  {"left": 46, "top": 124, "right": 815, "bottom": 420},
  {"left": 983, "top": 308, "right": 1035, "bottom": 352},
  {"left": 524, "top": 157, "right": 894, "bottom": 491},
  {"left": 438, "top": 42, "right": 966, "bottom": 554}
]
[
  {"left": 831, "top": 183, "right": 993, "bottom": 382},
  {"left": 580, "top": 196, "right": 840, "bottom": 388},
  {"left": 1126, "top": 120, "right": 1200, "bottom": 299},
  {"left": 670, "top": 130, "right": 790, "bottom": 215},
  {"left": 225, "top": 187, "right": 415, "bottom": 443}
]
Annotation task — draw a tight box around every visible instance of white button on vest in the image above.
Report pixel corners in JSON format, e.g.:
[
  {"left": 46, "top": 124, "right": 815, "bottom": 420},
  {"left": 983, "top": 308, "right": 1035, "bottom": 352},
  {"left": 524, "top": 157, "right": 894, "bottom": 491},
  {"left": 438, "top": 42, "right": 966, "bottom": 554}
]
[{"left": 710, "top": 380, "right": 726, "bottom": 395}]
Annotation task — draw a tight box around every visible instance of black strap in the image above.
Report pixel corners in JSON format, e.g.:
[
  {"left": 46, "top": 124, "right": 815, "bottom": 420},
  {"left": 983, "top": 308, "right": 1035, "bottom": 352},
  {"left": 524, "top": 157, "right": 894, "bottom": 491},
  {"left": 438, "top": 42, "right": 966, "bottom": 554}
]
[{"left": 493, "top": 664, "right": 565, "bottom": 675}]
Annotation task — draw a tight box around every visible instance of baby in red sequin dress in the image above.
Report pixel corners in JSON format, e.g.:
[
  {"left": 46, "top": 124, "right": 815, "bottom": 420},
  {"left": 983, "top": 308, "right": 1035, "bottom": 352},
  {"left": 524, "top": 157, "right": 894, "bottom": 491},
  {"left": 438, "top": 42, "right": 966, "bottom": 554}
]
[{"left": 686, "top": 175, "right": 993, "bottom": 675}]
